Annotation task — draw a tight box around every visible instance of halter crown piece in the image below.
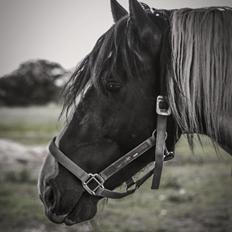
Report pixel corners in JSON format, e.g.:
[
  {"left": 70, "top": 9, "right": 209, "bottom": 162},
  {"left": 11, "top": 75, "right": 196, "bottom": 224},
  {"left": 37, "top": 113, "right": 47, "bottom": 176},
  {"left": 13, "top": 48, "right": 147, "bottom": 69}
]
[{"left": 49, "top": 95, "right": 174, "bottom": 199}]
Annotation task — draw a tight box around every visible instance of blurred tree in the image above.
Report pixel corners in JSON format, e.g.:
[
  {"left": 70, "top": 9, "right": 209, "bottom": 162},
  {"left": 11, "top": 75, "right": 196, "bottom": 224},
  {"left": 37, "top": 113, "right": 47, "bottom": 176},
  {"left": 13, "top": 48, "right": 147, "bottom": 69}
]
[{"left": 0, "top": 60, "right": 70, "bottom": 106}]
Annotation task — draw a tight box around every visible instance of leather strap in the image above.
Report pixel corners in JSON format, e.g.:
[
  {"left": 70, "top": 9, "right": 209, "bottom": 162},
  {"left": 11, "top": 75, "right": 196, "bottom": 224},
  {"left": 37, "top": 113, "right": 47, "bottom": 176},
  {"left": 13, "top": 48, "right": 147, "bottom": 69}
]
[
  {"left": 49, "top": 132, "right": 157, "bottom": 199},
  {"left": 49, "top": 137, "right": 89, "bottom": 182},
  {"left": 95, "top": 164, "right": 155, "bottom": 199},
  {"left": 100, "top": 134, "right": 156, "bottom": 181},
  {"left": 151, "top": 114, "right": 168, "bottom": 189}
]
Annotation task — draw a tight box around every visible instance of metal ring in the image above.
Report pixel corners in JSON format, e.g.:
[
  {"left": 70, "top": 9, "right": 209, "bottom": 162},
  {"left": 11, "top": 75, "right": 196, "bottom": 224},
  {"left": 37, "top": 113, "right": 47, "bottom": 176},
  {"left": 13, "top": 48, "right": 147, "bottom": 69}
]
[
  {"left": 152, "top": 130, "right": 157, "bottom": 139},
  {"left": 152, "top": 130, "right": 168, "bottom": 140},
  {"left": 82, "top": 173, "right": 105, "bottom": 196}
]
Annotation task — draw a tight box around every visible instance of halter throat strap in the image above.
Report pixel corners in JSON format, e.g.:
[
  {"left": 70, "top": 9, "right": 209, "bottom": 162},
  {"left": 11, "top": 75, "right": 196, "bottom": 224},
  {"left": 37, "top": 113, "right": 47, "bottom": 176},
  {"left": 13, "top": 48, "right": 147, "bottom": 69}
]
[{"left": 151, "top": 95, "right": 171, "bottom": 189}]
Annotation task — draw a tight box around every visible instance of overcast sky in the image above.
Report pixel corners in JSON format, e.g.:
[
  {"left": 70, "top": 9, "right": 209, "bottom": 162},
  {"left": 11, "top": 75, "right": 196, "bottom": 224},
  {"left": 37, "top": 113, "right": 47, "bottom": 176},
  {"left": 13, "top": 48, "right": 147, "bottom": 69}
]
[{"left": 0, "top": 0, "right": 232, "bottom": 76}]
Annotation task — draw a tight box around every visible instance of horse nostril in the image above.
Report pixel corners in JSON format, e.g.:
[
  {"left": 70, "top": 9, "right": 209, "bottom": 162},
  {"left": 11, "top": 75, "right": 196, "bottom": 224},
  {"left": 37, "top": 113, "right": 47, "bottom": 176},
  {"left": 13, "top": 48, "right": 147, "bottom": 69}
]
[
  {"left": 49, "top": 188, "right": 55, "bottom": 207},
  {"left": 44, "top": 185, "right": 58, "bottom": 211}
]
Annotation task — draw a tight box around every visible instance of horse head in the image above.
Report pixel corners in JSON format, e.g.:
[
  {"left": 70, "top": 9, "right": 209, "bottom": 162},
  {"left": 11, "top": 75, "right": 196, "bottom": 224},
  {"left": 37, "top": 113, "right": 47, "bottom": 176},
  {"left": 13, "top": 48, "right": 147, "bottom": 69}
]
[{"left": 38, "top": 0, "right": 179, "bottom": 225}]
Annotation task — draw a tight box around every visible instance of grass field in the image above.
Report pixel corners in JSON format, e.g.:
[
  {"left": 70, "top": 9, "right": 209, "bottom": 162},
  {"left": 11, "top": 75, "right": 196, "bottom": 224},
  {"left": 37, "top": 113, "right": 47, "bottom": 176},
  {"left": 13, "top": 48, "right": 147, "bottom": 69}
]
[
  {"left": 0, "top": 105, "right": 62, "bottom": 144},
  {"left": 0, "top": 106, "right": 231, "bottom": 232}
]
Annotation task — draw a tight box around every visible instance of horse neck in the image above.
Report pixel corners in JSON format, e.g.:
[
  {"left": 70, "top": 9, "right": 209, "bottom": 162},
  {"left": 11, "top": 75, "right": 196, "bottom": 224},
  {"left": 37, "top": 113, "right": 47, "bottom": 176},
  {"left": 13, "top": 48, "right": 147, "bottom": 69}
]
[
  {"left": 190, "top": 112, "right": 232, "bottom": 155},
  {"left": 211, "top": 114, "right": 232, "bottom": 154}
]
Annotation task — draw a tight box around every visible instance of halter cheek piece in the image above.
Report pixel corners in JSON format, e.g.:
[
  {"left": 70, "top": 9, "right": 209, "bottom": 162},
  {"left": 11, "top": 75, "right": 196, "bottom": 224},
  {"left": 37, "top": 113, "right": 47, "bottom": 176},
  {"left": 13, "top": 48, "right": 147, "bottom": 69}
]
[{"left": 49, "top": 95, "right": 174, "bottom": 199}]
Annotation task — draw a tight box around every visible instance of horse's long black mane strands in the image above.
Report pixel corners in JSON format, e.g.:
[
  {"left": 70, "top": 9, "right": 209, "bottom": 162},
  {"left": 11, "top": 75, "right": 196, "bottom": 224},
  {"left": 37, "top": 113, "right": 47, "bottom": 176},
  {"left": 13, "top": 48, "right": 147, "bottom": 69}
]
[
  {"left": 168, "top": 7, "right": 232, "bottom": 142},
  {"left": 62, "top": 16, "right": 149, "bottom": 116}
]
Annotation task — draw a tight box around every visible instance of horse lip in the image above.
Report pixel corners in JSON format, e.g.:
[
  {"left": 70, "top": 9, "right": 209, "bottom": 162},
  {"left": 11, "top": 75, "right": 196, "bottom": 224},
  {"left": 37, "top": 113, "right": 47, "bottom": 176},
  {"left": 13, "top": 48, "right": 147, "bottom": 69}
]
[
  {"left": 45, "top": 209, "right": 67, "bottom": 224},
  {"left": 45, "top": 194, "right": 83, "bottom": 225},
  {"left": 64, "top": 217, "right": 76, "bottom": 226},
  {"left": 39, "top": 192, "right": 65, "bottom": 224},
  {"left": 62, "top": 195, "right": 95, "bottom": 225},
  {"left": 62, "top": 198, "right": 81, "bottom": 225}
]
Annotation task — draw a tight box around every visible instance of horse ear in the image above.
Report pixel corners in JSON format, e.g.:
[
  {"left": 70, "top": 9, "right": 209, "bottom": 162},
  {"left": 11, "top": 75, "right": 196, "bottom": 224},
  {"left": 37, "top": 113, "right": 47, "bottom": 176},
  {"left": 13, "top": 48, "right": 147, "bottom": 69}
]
[
  {"left": 129, "top": 0, "right": 161, "bottom": 52},
  {"left": 129, "top": 0, "right": 148, "bottom": 29},
  {"left": 111, "top": 0, "right": 128, "bottom": 23}
]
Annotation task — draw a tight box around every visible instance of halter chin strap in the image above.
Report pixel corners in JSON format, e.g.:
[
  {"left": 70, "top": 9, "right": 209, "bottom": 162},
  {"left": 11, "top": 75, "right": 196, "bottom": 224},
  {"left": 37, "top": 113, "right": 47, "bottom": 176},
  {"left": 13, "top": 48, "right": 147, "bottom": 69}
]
[{"left": 49, "top": 95, "right": 173, "bottom": 199}]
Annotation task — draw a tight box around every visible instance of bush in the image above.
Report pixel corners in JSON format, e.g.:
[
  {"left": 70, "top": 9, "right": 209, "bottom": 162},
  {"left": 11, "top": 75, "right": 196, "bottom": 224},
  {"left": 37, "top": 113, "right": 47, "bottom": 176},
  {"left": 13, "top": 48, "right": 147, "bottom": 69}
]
[{"left": 0, "top": 59, "right": 70, "bottom": 106}]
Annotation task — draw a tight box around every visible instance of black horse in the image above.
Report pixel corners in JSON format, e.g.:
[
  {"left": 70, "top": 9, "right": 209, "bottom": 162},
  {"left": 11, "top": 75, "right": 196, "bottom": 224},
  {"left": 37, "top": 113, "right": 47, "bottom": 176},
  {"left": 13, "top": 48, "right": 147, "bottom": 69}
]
[{"left": 38, "top": 0, "right": 232, "bottom": 225}]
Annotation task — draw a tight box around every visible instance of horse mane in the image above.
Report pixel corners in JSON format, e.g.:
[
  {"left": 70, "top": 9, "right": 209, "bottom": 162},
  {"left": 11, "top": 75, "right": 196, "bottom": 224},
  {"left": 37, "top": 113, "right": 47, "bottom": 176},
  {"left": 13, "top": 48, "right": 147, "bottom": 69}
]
[
  {"left": 168, "top": 7, "right": 232, "bottom": 143},
  {"left": 62, "top": 15, "right": 150, "bottom": 116}
]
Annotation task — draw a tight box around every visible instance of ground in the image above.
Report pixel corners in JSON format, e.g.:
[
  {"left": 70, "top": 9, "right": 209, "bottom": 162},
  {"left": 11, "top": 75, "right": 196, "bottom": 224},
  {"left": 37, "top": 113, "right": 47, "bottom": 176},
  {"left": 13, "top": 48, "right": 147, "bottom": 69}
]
[{"left": 0, "top": 105, "right": 231, "bottom": 232}]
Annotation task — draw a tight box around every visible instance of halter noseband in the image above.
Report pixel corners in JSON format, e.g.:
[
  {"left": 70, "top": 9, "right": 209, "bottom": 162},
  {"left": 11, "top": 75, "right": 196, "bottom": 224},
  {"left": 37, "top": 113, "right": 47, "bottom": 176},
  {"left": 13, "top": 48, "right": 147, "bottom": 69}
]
[{"left": 49, "top": 95, "right": 173, "bottom": 199}]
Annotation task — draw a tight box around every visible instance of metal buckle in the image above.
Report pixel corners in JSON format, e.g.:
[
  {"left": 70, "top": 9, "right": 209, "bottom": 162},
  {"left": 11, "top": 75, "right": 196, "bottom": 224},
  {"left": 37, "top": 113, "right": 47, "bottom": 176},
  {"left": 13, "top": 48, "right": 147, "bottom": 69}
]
[
  {"left": 156, "top": 95, "right": 171, "bottom": 116},
  {"left": 82, "top": 173, "right": 105, "bottom": 196},
  {"left": 152, "top": 130, "right": 167, "bottom": 141},
  {"left": 164, "top": 150, "right": 174, "bottom": 161}
]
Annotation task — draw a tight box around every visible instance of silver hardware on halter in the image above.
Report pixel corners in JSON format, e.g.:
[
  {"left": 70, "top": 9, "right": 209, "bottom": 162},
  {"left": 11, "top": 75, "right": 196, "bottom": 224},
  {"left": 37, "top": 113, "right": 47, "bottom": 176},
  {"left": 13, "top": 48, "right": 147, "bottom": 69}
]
[
  {"left": 164, "top": 149, "right": 174, "bottom": 161},
  {"left": 156, "top": 96, "right": 171, "bottom": 116},
  {"left": 152, "top": 129, "right": 167, "bottom": 140},
  {"left": 82, "top": 173, "right": 105, "bottom": 195}
]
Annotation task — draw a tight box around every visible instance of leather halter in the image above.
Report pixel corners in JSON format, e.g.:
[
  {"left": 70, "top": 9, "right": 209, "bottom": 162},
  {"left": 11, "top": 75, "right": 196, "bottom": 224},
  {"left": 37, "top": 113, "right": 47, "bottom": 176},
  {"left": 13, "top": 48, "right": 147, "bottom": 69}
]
[{"left": 49, "top": 95, "right": 173, "bottom": 199}]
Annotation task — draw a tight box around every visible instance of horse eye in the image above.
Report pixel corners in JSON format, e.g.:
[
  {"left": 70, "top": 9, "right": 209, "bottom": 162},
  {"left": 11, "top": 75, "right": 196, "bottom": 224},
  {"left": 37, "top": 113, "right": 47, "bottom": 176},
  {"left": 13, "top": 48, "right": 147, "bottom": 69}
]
[{"left": 106, "top": 81, "right": 121, "bottom": 92}]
